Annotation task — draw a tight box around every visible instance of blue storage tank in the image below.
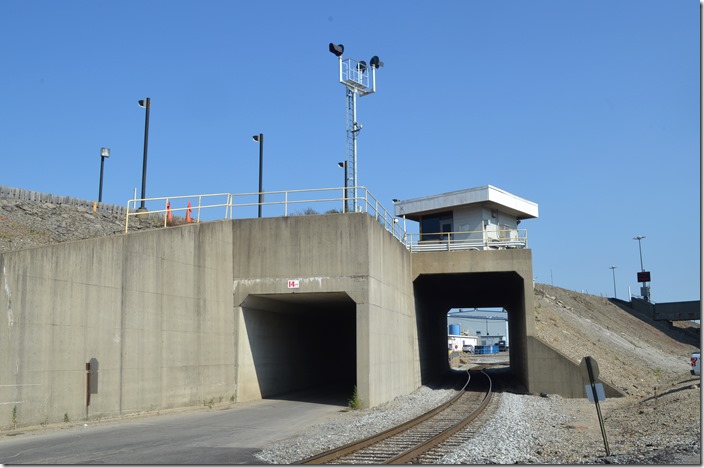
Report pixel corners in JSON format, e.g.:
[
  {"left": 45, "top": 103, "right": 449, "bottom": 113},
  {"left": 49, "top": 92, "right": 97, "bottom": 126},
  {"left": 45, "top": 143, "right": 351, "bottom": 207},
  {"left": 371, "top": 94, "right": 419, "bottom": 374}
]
[{"left": 449, "top": 324, "right": 460, "bottom": 336}]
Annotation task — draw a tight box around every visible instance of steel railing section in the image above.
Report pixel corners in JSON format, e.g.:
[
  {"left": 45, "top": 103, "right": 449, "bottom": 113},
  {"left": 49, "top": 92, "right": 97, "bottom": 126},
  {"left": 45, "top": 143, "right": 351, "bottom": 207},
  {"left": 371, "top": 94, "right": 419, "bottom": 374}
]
[
  {"left": 406, "top": 229, "right": 528, "bottom": 252},
  {"left": 124, "top": 189, "right": 528, "bottom": 253},
  {"left": 125, "top": 193, "right": 232, "bottom": 232},
  {"left": 124, "top": 186, "right": 406, "bottom": 243}
]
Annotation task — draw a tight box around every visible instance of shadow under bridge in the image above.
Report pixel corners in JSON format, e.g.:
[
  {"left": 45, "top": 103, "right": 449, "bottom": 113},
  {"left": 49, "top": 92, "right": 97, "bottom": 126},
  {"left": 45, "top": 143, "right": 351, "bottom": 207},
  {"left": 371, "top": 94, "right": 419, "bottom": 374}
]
[{"left": 241, "top": 292, "right": 356, "bottom": 402}]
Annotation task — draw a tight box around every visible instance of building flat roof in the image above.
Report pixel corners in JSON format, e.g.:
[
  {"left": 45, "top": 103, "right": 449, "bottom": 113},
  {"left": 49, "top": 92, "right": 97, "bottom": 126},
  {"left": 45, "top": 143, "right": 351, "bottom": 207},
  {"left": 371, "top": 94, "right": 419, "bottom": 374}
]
[{"left": 393, "top": 185, "right": 539, "bottom": 221}]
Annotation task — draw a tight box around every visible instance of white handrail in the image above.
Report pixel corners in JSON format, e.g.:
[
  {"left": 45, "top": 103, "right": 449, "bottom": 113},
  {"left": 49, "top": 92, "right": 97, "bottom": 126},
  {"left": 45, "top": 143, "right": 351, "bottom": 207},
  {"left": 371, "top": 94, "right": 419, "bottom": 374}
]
[
  {"left": 124, "top": 188, "right": 528, "bottom": 253},
  {"left": 406, "top": 230, "right": 528, "bottom": 252},
  {"left": 124, "top": 186, "right": 406, "bottom": 243}
]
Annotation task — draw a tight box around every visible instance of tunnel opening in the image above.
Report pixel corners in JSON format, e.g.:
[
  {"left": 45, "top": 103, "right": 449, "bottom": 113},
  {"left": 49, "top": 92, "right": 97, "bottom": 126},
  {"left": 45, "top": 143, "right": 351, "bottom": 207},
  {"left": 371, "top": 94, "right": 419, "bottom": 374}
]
[
  {"left": 413, "top": 271, "right": 527, "bottom": 390},
  {"left": 241, "top": 292, "right": 356, "bottom": 405},
  {"left": 447, "top": 307, "right": 509, "bottom": 368}
]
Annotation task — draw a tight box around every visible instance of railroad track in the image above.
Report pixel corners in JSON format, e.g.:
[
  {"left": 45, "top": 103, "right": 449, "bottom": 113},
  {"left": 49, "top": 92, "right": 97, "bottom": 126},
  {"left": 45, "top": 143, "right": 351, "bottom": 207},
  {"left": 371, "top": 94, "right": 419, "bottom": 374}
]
[{"left": 297, "top": 369, "right": 493, "bottom": 464}]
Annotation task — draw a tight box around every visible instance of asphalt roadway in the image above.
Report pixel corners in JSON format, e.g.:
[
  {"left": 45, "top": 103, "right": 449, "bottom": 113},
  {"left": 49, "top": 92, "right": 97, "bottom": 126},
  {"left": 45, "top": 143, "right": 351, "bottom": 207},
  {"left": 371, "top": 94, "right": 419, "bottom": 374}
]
[{"left": 0, "top": 389, "right": 348, "bottom": 464}]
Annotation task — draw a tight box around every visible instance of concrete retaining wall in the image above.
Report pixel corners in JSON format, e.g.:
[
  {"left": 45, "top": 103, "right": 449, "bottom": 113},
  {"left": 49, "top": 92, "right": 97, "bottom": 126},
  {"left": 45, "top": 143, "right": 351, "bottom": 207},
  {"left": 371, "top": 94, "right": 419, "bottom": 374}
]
[
  {"left": 631, "top": 297, "right": 655, "bottom": 317},
  {"left": 527, "top": 337, "right": 622, "bottom": 398},
  {"left": 0, "top": 222, "right": 235, "bottom": 428},
  {"left": 613, "top": 297, "right": 700, "bottom": 322},
  {"left": 1, "top": 213, "right": 419, "bottom": 429}
]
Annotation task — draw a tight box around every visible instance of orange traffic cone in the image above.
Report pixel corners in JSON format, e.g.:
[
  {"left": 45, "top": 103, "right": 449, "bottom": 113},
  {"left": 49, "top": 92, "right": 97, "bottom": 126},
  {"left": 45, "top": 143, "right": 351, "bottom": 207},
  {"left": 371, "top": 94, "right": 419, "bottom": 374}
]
[
  {"left": 166, "top": 202, "right": 173, "bottom": 223},
  {"left": 185, "top": 200, "right": 192, "bottom": 223}
]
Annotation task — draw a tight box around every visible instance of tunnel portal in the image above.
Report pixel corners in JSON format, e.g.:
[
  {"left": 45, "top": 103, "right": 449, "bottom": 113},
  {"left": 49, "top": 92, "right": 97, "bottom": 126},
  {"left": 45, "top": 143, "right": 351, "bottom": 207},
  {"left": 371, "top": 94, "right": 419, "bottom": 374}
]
[
  {"left": 240, "top": 293, "right": 356, "bottom": 401},
  {"left": 413, "top": 271, "right": 527, "bottom": 386}
]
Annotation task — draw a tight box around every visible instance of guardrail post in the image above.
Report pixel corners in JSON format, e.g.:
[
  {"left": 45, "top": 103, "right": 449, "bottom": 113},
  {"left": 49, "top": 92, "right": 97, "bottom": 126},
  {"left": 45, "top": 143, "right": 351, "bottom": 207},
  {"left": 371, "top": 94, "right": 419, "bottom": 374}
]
[{"left": 124, "top": 202, "right": 131, "bottom": 233}]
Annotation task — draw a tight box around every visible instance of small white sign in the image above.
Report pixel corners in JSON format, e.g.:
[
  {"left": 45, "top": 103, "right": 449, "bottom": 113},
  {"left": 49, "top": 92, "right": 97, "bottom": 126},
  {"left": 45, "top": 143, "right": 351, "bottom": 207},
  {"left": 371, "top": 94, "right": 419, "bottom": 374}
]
[
  {"left": 287, "top": 279, "right": 300, "bottom": 289},
  {"left": 585, "top": 383, "right": 606, "bottom": 402}
]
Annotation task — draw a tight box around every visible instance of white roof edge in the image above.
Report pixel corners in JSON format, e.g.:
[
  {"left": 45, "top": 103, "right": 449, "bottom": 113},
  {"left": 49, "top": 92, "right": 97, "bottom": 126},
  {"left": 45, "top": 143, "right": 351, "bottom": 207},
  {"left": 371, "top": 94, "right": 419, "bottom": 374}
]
[
  {"left": 486, "top": 185, "right": 539, "bottom": 218},
  {"left": 394, "top": 185, "right": 539, "bottom": 219}
]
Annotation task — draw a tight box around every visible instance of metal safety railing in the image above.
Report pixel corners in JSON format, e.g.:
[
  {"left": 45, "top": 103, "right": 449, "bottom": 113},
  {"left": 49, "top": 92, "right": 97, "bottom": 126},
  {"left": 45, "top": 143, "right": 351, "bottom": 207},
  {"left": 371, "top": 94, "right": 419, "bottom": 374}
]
[
  {"left": 124, "top": 186, "right": 406, "bottom": 243},
  {"left": 406, "top": 229, "right": 528, "bottom": 252},
  {"left": 125, "top": 188, "right": 529, "bottom": 253}
]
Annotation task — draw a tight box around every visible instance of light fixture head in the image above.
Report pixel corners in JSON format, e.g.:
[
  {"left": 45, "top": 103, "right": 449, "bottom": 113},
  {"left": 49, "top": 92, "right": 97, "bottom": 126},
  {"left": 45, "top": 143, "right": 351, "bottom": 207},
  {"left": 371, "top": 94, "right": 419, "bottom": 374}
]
[
  {"left": 370, "top": 56, "right": 384, "bottom": 69},
  {"left": 100, "top": 147, "right": 110, "bottom": 158},
  {"left": 338, "top": 162, "right": 345, "bottom": 168},
  {"left": 392, "top": 199, "right": 400, "bottom": 203},
  {"left": 252, "top": 135, "right": 260, "bottom": 142},
  {"left": 329, "top": 42, "right": 344, "bottom": 57},
  {"left": 138, "top": 99, "right": 148, "bottom": 108},
  {"left": 357, "top": 60, "right": 367, "bottom": 74}
]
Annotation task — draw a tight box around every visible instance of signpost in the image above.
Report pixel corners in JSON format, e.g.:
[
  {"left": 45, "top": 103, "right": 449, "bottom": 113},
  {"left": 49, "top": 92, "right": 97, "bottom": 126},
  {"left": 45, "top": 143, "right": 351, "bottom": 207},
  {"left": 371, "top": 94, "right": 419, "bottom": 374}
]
[{"left": 580, "top": 356, "right": 611, "bottom": 457}]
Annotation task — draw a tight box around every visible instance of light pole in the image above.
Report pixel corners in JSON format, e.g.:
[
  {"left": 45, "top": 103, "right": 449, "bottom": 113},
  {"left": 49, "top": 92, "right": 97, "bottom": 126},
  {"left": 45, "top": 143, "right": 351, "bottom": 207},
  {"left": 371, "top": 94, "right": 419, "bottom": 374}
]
[
  {"left": 137, "top": 97, "right": 151, "bottom": 212},
  {"left": 329, "top": 42, "right": 383, "bottom": 212},
  {"left": 633, "top": 235, "right": 645, "bottom": 271},
  {"left": 609, "top": 266, "right": 617, "bottom": 298},
  {"left": 252, "top": 133, "right": 264, "bottom": 218},
  {"left": 338, "top": 161, "right": 347, "bottom": 212},
  {"left": 98, "top": 147, "right": 110, "bottom": 203},
  {"left": 633, "top": 235, "right": 650, "bottom": 301}
]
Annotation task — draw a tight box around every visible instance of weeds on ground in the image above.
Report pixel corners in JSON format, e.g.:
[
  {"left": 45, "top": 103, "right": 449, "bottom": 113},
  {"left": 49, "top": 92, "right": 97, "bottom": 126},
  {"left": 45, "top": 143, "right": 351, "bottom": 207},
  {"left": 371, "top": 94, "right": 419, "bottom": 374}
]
[{"left": 348, "top": 386, "right": 362, "bottom": 410}]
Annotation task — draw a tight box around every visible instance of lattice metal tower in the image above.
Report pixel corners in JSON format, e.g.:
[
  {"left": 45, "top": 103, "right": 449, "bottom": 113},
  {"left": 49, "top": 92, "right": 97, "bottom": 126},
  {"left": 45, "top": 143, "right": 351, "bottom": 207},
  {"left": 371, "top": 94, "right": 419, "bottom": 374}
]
[{"left": 329, "top": 43, "right": 383, "bottom": 212}]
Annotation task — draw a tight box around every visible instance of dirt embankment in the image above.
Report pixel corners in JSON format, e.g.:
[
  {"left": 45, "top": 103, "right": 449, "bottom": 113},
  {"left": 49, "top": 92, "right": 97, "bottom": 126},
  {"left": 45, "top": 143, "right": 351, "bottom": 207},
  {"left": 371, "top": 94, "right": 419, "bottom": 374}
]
[
  {"left": 0, "top": 197, "right": 163, "bottom": 254},
  {"left": 533, "top": 283, "right": 699, "bottom": 397}
]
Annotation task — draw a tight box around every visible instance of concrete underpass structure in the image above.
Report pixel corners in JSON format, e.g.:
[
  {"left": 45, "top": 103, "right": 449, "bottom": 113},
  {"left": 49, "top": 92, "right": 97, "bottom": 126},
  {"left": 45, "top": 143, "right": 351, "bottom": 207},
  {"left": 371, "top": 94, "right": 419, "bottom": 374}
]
[{"left": 1, "top": 187, "right": 622, "bottom": 430}]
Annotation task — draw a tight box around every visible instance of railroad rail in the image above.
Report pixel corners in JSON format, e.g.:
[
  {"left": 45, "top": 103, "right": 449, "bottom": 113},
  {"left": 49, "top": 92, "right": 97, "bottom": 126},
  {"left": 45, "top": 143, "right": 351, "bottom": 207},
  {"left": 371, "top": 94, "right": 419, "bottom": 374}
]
[{"left": 297, "top": 369, "right": 493, "bottom": 464}]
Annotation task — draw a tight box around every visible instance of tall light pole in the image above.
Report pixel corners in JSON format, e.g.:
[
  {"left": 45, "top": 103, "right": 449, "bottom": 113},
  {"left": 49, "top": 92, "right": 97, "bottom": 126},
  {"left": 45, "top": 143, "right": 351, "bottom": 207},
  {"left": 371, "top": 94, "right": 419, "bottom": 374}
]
[
  {"left": 252, "top": 133, "right": 264, "bottom": 218},
  {"left": 98, "top": 147, "right": 110, "bottom": 203},
  {"left": 633, "top": 235, "right": 645, "bottom": 271},
  {"left": 329, "top": 42, "right": 383, "bottom": 212},
  {"left": 137, "top": 97, "right": 151, "bottom": 212},
  {"left": 633, "top": 235, "right": 650, "bottom": 301},
  {"left": 609, "top": 266, "right": 617, "bottom": 298}
]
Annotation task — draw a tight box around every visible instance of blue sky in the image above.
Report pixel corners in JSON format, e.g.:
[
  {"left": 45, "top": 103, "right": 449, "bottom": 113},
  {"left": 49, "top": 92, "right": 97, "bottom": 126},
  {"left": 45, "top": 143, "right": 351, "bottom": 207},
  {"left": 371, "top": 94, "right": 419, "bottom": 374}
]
[{"left": 0, "top": 0, "right": 699, "bottom": 303}]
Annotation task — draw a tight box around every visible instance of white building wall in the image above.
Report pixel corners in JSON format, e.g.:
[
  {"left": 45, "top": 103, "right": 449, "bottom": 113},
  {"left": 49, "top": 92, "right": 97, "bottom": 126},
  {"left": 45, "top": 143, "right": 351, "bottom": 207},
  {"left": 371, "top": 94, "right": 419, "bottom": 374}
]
[
  {"left": 452, "top": 208, "right": 483, "bottom": 241},
  {"left": 481, "top": 207, "right": 518, "bottom": 241},
  {"left": 448, "top": 317, "right": 508, "bottom": 342}
]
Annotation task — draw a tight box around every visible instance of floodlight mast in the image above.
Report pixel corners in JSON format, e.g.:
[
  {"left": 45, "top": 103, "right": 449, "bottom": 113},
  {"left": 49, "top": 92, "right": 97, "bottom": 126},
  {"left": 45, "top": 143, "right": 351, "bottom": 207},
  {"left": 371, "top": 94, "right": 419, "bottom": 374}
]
[{"left": 329, "top": 42, "right": 383, "bottom": 212}]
